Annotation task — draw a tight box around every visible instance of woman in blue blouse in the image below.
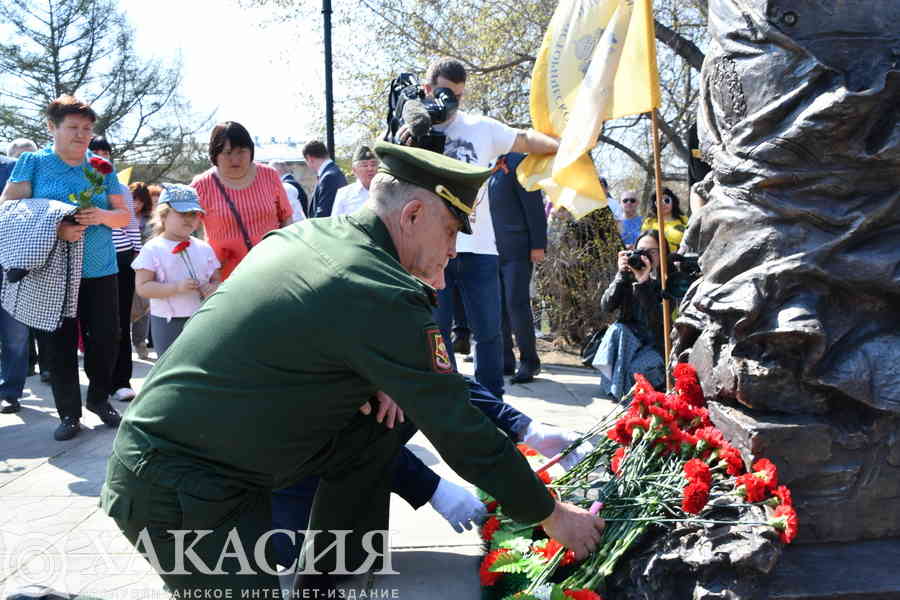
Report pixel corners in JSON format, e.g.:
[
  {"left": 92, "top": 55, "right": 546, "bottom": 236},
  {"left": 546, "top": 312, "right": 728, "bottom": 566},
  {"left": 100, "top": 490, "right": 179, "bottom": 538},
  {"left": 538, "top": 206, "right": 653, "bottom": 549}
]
[{"left": 0, "top": 95, "right": 130, "bottom": 441}]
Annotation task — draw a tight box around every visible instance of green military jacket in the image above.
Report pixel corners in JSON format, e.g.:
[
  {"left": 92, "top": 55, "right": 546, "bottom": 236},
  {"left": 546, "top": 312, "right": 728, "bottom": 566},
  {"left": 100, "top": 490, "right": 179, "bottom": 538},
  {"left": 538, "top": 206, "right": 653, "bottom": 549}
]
[{"left": 112, "top": 208, "right": 555, "bottom": 524}]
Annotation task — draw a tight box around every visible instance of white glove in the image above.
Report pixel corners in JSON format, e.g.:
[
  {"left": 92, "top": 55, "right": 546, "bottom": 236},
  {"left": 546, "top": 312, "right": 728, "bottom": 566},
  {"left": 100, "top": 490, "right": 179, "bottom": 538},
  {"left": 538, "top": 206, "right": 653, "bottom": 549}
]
[
  {"left": 428, "top": 478, "right": 487, "bottom": 533},
  {"left": 523, "top": 421, "right": 594, "bottom": 471}
]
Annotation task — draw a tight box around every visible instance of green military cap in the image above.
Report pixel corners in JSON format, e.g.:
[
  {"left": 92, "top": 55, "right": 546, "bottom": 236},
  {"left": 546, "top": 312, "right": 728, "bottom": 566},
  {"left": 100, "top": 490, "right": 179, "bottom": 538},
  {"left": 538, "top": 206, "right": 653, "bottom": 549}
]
[
  {"left": 373, "top": 141, "right": 492, "bottom": 234},
  {"left": 353, "top": 145, "right": 377, "bottom": 163}
]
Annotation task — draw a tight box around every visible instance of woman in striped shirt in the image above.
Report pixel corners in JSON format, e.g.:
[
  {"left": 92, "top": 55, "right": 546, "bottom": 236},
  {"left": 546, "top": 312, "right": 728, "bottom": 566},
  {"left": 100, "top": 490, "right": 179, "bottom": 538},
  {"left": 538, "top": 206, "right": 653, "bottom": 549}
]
[{"left": 191, "top": 122, "right": 293, "bottom": 280}]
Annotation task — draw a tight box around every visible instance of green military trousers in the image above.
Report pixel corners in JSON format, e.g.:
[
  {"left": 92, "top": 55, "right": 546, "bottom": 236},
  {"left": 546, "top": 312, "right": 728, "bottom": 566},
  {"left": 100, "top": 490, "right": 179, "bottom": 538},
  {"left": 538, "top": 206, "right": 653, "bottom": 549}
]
[{"left": 101, "top": 412, "right": 414, "bottom": 596}]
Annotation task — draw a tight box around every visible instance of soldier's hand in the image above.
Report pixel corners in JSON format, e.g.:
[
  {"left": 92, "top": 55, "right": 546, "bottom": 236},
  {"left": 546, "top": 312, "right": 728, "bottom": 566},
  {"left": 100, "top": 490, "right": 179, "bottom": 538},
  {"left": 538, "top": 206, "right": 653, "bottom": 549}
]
[
  {"left": 396, "top": 124, "right": 415, "bottom": 146},
  {"left": 539, "top": 501, "right": 604, "bottom": 560},
  {"left": 359, "top": 390, "right": 405, "bottom": 429}
]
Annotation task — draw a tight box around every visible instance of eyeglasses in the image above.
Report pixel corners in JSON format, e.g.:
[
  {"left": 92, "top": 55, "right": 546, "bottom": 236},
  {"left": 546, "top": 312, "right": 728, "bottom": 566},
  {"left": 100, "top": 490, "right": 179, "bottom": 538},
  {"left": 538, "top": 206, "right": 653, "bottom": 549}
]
[{"left": 622, "top": 197, "right": 637, "bottom": 204}]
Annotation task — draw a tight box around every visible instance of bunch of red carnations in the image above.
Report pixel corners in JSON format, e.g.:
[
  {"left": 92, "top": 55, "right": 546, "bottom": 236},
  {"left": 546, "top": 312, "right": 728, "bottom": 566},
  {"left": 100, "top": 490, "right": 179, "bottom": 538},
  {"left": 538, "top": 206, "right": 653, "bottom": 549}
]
[{"left": 477, "top": 364, "right": 798, "bottom": 600}]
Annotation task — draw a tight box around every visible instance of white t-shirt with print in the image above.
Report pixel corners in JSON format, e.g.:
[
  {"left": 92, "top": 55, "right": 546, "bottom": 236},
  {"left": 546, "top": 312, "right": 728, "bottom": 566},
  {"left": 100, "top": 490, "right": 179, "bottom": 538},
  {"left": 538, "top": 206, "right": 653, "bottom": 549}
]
[
  {"left": 433, "top": 110, "right": 518, "bottom": 255},
  {"left": 132, "top": 236, "right": 221, "bottom": 320}
]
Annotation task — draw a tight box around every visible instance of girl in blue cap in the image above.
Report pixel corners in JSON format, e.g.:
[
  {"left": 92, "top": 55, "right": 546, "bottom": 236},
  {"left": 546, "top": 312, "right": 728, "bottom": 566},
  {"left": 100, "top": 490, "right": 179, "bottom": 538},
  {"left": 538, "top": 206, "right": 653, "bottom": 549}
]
[{"left": 132, "top": 184, "right": 222, "bottom": 358}]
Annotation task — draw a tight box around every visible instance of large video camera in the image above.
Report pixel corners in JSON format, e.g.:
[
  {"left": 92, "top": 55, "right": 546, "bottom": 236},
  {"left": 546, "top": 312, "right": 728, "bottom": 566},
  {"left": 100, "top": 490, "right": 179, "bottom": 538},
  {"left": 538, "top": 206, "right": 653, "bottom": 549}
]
[{"left": 384, "top": 73, "right": 459, "bottom": 154}]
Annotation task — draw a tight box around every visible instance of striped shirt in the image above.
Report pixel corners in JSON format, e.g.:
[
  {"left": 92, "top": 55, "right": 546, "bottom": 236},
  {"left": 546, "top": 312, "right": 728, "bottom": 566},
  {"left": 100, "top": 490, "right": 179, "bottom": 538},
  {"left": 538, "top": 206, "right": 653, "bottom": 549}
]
[
  {"left": 191, "top": 165, "right": 292, "bottom": 280},
  {"left": 111, "top": 183, "right": 142, "bottom": 253}
]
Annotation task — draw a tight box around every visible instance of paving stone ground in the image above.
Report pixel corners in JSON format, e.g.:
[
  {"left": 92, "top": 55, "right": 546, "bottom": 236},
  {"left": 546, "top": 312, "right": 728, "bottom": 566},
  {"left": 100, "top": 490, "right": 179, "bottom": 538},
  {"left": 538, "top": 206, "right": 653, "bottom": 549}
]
[{"left": 0, "top": 350, "right": 615, "bottom": 599}]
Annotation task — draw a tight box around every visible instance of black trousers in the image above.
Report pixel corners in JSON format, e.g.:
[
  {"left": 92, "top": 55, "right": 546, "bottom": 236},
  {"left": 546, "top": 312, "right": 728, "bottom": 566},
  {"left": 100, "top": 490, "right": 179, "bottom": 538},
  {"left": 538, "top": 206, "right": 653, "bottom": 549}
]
[
  {"left": 111, "top": 250, "right": 135, "bottom": 390},
  {"left": 500, "top": 258, "right": 540, "bottom": 369},
  {"left": 49, "top": 274, "right": 120, "bottom": 419}
]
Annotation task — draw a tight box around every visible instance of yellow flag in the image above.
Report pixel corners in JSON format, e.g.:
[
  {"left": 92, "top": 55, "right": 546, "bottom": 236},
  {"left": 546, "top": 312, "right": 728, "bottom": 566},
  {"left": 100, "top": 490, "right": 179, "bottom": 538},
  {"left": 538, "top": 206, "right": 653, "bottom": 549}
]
[
  {"left": 117, "top": 166, "right": 133, "bottom": 186},
  {"left": 519, "top": 0, "right": 660, "bottom": 218}
]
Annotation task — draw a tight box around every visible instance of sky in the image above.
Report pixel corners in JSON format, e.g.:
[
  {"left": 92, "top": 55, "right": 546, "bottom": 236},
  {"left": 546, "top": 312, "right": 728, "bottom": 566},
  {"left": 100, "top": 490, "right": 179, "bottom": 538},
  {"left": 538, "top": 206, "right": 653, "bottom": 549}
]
[{"left": 120, "top": 0, "right": 326, "bottom": 146}]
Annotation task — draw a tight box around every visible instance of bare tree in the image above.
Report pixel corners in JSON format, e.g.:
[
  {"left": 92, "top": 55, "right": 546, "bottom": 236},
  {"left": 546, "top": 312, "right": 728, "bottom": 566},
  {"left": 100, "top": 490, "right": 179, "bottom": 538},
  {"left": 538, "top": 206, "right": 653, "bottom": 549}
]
[{"left": 0, "top": 0, "right": 211, "bottom": 179}]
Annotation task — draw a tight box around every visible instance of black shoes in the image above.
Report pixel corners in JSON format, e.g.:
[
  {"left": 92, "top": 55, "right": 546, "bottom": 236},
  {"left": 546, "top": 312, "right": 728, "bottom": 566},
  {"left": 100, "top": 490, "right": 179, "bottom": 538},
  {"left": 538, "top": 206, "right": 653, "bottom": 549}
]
[
  {"left": 54, "top": 416, "right": 80, "bottom": 441},
  {"left": 1, "top": 398, "right": 21, "bottom": 414},
  {"left": 511, "top": 364, "right": 541, "bottom": 384},
  {"left": 87, "top": 402, "right": 122, "bottom": 427}
]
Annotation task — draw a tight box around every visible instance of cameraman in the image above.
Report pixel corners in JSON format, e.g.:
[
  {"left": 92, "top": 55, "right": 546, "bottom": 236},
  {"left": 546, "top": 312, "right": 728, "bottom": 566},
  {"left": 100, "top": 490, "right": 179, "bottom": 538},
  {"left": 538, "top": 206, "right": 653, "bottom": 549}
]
[
  {"left": 593, "top": 229, "right": 667, "bottom": 398},
  {"left": 399, "top": 57, "right": 558, "bottom": 399}
]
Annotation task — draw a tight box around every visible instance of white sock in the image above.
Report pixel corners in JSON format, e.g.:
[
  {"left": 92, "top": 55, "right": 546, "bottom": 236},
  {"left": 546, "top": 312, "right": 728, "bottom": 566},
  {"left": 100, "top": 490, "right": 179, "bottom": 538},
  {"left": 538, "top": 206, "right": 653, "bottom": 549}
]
[
  {"left": 428, "top": 478, "right": 487, "bottom": 533},
  {"left": 523, "top": 422, "right": 594, "bottom": 471}
]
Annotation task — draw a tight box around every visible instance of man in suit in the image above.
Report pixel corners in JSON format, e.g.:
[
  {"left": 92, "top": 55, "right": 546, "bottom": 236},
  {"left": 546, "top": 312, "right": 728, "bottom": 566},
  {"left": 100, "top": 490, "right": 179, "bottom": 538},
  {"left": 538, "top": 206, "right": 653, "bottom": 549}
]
[
  {"left": 303, "top": 139, "right": 347, "bottom": 218},
  {"left": 490, "top": 153, "right": 547, "bottom": 384}
]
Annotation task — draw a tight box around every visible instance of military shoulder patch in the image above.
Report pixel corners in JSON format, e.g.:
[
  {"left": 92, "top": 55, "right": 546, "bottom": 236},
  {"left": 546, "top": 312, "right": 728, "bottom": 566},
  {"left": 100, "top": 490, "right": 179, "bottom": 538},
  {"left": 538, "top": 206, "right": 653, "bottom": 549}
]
[{"left": 426, "top": 327, "right": 453, "bottom": 373}]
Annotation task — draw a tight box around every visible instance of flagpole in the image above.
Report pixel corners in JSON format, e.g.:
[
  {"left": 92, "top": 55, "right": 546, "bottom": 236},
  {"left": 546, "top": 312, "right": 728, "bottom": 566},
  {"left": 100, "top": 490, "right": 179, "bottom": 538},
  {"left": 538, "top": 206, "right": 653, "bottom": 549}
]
[{"left": 650, "top": 109, "right": 673, "bottom": 391}]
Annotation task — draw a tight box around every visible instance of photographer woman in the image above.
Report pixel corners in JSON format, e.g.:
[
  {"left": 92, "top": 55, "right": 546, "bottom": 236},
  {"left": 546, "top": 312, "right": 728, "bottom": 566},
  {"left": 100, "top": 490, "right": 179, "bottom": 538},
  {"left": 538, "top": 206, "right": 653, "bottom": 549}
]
[{"left": 592, "top": 229, "right": 667, "bottom": 399}]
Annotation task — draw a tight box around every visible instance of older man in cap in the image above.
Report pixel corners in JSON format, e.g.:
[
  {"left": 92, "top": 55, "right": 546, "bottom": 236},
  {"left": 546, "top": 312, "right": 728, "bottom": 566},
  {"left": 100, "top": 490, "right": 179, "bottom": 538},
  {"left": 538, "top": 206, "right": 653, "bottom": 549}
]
[
  {"left": 96, "top": 142, "right": 604, "bottom": 596},
  {"left": 331, "top": 145, "right": 379, "bottom": 217}
]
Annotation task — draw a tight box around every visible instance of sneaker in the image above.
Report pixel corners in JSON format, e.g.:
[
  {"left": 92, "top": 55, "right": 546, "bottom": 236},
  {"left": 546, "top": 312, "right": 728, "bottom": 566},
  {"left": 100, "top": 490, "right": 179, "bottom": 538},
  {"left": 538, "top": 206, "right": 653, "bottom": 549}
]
[
  {"left": 87, "top": 402, "right": 121, "bottom": 427},
  {"left": 54, "top": 416, "right": 81, "bottom": 441},
  {"left": 1, "top": 398, "right": 21, "bottom": 414},
  {"left": 134, "top": 342, "right": 150, "bottom": 360},
  {"left": 111, "top": 387, "right": 136, "bottom": 402}
]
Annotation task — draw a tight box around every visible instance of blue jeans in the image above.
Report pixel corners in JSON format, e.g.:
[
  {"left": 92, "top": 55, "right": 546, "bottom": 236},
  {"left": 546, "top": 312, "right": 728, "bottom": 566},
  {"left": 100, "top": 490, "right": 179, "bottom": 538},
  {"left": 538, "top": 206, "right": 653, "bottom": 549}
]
[
  {"left": 0, "top": 302, "right": 30, "bottom": 401},
  {"left": 434, "top": 253, "right": 504, "bottom": 398}
]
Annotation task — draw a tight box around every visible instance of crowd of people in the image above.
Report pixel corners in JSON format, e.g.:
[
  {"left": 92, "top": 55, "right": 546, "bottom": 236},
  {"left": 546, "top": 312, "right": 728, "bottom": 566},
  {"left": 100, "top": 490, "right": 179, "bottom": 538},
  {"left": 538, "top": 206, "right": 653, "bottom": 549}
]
[{"left": 0, "top": 56, "right": 700, "bottom": 596}]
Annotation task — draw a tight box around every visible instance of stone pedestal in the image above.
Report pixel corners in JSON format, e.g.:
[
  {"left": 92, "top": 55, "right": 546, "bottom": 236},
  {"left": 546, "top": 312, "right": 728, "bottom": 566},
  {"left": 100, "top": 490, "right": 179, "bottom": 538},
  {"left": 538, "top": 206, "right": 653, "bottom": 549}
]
[{"left": 708, "top": 401, "right": 900, "bottom": 544}]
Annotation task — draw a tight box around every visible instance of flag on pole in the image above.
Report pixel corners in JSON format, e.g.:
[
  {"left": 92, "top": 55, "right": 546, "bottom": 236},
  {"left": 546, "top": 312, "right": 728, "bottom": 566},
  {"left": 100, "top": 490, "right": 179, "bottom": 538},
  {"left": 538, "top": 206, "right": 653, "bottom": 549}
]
[
  {"left": 117, "top": 166, "right": 133, "bottom": 186},
  {"left": 519, "top": 0, "right": 661, "bottom": 218}
]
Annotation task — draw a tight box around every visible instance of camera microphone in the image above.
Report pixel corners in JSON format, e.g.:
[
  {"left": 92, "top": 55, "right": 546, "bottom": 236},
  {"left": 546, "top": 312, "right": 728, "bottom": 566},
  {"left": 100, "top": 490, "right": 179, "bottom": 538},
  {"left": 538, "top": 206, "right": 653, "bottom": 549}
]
[{"left": 401, "top": 100, "right": 433, "bottom": 139}]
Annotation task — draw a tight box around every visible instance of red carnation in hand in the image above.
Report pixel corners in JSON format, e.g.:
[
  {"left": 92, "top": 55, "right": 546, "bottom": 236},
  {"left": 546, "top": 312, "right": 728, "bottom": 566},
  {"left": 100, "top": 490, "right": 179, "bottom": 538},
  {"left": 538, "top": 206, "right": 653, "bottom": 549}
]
[
  {"left": 564, "top": 588, "right": 605, "bottom": 600},
  {"left": 171, "top": 240, "right": 191, "bottom": 254},
  {"left": 684, "top": 458, "right": 712, "bottom": 486},
  {"left": 517, "top": 443, "right": 540, "bottom": 457},
  {"left": 481, "top": 516, "right": 501, "bottom": 542},
  {"left": 479, "top": 548, "right": 509, "bottom": 586},
  {"left": 771, "top": 485, "right": 793, "bottom": 507},
  {"left": 735, "top": 473, "right": 767, "bottom": 503},
  {"left": 770, "top": 505, "right": 799, "bottom": 544},
  {"left": 611, "top": 447, "right": 626, "bottom": 475},
  {"left": 752, "top": 458, "right": 778, "bottom": 491},
  {"left": 682, "top": 480, "right": 710, "bottom": 514},
  {"left": 716, "top": 444, "right": 745, "bottom": 476},
  {"left": 89, "top": 156, "right": 114, "bottom": 175},
  {"left": 532, "top": 539, "right": 576, "bottom": 566}
]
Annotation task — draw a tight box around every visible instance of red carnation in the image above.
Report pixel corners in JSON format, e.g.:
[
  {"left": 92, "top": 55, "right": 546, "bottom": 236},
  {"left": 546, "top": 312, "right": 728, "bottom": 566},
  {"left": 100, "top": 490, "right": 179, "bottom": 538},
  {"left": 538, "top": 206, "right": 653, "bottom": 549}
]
[
  {"left": 532, "top": 539, "right": 576, "bottom": 566},
  {"left": 611, "top": 447, "right": 626, "bottom": 475},
  {"left": 717, "top": 444, "right": 745, "bottom": 476},
  {"left": 172, "top": 240, "right": 191, "bottom": 254},
  {"left": 673, "top": 363, "right": 705, "bottom": 407},
  {"left": 537, "top": 469, "right": 553, "bottom": 484},
  {"left": 481, "top": 516, "right": 501, "bottom": 542},
  {"left": 735, "top": 473, "right": 767, "bottom": 503},
  {"left": 517, "top": 443, "right": 540, "bottom": 457},
  {"left": 695, "top": 426, "right": 725, "bottom": 450},
  {"left": 564, "top": 588, "right": 605, "bottom": 600},
  {"left": 682, "top": 480, "right": 710, "bottom": 514},
  {"left": 684, "top": 458, "right": 712, "bottom": 486},
  {"left": 633, "top": 373, "right": 656, "bottom": 394},
  {"left": 479, "top": 549, "right": 509, "bottom": 586},
  {"left": 485, "top": 500, "right": 499, "bottom": 513},
  {"left": 770, "top": 505, "right": 799, "bottom": 544},
  {"left": 771, "top": 485, "right": 793, "bottom": 507},
  {"left": 752, "top": 458, "right": 778, "bottom": 491},
  {"left": 89, "top": 156, "right": 114, "bottom": 175}
]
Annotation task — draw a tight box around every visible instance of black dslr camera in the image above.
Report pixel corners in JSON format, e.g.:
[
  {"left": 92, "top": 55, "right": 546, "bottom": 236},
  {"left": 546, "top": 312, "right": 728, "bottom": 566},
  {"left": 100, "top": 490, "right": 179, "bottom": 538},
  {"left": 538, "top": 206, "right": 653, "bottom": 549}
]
[
  {"left": 384, "top": 73, "right": 459, "bottom": 154},
  {"left": 627, "top": 248, "right": 651, "bottom": 271}
]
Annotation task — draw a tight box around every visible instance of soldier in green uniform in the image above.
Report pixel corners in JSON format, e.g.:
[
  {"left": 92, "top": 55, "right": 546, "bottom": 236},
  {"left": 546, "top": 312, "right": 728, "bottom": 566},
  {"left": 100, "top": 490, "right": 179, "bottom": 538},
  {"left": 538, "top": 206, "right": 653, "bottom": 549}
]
[{"left": 99, "top": 142, "right": 605, "bottom": 596}]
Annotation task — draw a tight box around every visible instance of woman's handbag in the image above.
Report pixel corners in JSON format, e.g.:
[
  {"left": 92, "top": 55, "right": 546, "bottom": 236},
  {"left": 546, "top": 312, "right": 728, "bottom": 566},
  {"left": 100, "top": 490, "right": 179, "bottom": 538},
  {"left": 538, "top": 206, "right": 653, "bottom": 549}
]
[{"left": 580, "top": 326, "right": 607, "bottom": 367}]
